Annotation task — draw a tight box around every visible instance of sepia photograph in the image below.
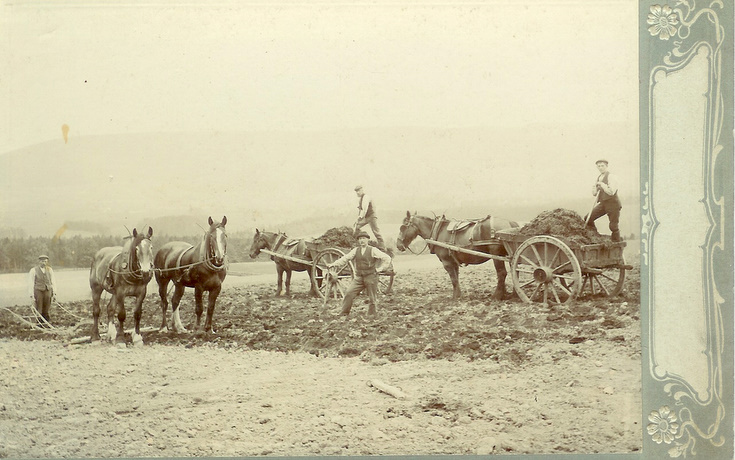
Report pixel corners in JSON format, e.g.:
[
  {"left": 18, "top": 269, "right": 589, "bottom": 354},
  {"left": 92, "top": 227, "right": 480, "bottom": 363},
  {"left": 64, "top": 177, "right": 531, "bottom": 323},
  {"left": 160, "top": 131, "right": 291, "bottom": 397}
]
[{"left": 0, "top": 0, "right": 731, "bottom": 459}]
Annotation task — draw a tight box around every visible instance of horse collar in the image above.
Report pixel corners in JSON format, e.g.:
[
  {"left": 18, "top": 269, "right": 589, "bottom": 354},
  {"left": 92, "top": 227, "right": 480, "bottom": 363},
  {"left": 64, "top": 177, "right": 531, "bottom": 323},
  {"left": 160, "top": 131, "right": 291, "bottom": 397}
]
[{"left": 272, "top": 233, "right": 286, "bottom": 251}]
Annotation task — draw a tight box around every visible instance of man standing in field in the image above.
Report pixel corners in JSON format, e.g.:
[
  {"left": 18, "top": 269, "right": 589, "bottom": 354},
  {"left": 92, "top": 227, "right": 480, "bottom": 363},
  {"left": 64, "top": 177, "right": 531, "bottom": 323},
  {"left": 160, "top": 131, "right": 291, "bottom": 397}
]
[
  {"left": 353, "top": 185, "right": 387, "bottom": 252},
  {"left": 328, "top": 231, "right": 392, "bottom": 317},
  {"left": 27, "top": 254, "right": 57, "bottom": 324},
  {"left": 585, "top": 159, "right": 623, "bottom": 242}
]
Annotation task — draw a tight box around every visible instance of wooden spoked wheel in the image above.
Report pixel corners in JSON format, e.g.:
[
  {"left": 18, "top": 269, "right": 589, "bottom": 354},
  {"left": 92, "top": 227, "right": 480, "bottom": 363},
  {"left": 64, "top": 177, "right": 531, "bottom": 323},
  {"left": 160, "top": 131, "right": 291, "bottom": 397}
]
[
  {"left": 311, "top": 248, "right": 354, "bottom": 300},
  {"left": 510, "top": 236, "right": 582, "bottom": 305},
  {"left": 561, "top": 262, "right": 626, "bottom": 298}
]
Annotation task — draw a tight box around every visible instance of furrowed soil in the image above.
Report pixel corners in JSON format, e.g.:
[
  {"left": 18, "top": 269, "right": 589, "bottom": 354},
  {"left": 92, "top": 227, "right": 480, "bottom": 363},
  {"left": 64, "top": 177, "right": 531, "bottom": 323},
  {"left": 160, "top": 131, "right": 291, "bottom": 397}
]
[{"left": 0, "top": 258, "right": 641, "bottom": 458}]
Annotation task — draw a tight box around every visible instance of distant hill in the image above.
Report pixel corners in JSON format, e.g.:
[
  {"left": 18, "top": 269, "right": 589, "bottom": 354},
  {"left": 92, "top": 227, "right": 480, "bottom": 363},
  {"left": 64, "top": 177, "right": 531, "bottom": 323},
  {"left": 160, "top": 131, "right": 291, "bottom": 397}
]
[{"left": 0, "top": 125, "right": 638, "bottom": 238}]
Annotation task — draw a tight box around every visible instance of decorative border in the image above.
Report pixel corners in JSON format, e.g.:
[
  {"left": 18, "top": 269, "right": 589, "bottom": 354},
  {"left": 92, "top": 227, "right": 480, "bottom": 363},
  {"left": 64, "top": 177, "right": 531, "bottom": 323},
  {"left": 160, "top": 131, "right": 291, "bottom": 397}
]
[{"left": 642, "top": 1, "right": 732, "bottom": 458}]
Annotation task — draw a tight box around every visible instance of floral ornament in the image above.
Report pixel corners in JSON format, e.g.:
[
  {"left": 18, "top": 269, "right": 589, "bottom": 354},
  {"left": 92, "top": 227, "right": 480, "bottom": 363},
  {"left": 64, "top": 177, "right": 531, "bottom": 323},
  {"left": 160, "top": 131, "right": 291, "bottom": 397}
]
[
  {"left": 647, "top": 4, "right": 680, "bottom": 40},
  {"left": 647, "top": 406, "right": 679, "bottom": 444}
]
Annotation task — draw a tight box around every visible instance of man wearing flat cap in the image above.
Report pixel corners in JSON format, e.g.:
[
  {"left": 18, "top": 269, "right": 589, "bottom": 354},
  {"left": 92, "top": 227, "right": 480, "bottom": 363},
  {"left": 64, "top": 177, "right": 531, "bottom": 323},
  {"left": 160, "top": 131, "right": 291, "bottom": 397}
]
[
  {"left": 328, "top": 231, "right": 391, "bottom": 316},
  {"left": 585, "top": 159, "right": 623, "bottom": 242},
  {"left": 353, "top": 185, "right": 386, "bottom": 252},
  {"left": 27, "top": 255, "right": 57, "bottom": 323}
]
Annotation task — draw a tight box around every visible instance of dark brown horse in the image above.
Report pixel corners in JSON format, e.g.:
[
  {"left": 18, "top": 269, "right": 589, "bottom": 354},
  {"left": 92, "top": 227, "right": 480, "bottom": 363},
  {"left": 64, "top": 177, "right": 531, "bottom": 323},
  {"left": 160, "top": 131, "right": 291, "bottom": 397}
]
[
  {"left": 249, "top": 229, "right": 319, "bottom": 296},
  {"left": 89, "top": 227, "right": 154, "bottom": 344},
  {"left": 396, "top": 211, "right": 519, "bottom": 300},
  {"left": 154, "top": 216, "right": 228, "bottom": 333}
]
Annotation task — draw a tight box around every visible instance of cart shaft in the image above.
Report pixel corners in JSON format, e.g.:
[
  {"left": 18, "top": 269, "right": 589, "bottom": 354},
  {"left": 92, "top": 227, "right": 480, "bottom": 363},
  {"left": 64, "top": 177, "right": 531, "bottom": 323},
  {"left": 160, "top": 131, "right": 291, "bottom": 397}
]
[
  {"left": 260, "top": 249, "right": 311, "bottom": 265},
  {"left": 424, "top": 238, "right": 508, "bottom": 262}
]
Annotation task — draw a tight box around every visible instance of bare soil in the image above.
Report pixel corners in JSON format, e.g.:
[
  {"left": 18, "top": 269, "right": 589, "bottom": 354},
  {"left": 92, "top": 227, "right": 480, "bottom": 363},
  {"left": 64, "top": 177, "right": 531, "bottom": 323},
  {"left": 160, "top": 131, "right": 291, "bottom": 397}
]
[{"left": 0, "top": 259, "right": 642, "bottom": 458}]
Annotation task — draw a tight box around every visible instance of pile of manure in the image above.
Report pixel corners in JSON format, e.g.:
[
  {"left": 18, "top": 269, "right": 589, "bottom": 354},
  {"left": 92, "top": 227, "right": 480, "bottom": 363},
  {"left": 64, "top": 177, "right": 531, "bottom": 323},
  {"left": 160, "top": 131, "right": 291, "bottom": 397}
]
[
  {"left": 312, "top": 226, "right": 358, "bottom": 248},
  {"left": 519, "top": 208, "right": 612, "bottom": 247}
]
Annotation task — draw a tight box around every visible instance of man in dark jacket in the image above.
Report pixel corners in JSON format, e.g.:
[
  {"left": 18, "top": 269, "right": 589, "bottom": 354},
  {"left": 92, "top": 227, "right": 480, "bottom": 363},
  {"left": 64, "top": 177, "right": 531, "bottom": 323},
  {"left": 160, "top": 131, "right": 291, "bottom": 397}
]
[
  {"left": 27, "top": 255, "right": 57, "bottom": 323},
  {"left": 585, "top": 159, "right": 623, "bottom": 242},
  {"left": 328, "top": 231, "right": 391, "bottom": 316}
]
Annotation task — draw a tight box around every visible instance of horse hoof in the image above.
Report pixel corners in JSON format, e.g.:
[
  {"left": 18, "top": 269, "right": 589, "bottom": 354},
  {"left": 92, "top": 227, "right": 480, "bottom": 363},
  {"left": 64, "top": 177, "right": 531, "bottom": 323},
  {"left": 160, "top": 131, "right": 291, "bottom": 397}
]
[{"left": 132, "top": 334, "right": 144, "bottom": 347}]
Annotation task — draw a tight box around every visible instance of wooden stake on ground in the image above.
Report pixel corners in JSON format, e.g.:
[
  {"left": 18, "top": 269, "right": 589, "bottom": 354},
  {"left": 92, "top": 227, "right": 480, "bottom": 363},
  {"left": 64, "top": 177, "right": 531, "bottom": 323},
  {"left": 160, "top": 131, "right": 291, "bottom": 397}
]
[{"left": 367, "top": 379, "right": 408, "bottom": 399}]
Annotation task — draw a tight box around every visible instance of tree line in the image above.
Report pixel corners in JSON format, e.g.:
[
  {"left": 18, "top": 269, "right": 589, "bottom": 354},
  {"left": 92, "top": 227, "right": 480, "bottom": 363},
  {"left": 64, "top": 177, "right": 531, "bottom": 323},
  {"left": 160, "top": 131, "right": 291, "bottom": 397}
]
[{"left": 0, "top": 232, "right": 256, "bottom": 273}]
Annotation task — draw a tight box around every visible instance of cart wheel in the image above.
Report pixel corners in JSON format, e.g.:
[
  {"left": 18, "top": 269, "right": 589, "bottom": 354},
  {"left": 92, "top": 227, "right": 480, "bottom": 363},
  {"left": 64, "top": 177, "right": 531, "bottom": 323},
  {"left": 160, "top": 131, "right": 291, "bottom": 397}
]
[
  {"left": 510, "top": 236, "right": 582, "bottom": 305},
  {"left": 562, "top": 263, "right": 626, "bottom": 298},
  {"left": 311, "top": 248, "right": 354, "bottom": 300}
]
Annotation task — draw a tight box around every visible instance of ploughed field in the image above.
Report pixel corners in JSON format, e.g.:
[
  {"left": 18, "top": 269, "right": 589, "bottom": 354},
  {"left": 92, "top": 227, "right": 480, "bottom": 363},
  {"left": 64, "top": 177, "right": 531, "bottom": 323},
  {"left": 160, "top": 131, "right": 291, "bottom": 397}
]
[{"left": 0, "top": 259, "right": 641, "bottom": 457}]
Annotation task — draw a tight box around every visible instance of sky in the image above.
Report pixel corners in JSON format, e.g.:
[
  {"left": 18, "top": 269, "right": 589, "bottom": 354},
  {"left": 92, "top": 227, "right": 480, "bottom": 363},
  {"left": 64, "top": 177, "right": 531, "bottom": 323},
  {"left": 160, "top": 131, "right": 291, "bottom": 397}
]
[{"left": 0, "top": 0, "right": 640, "bottom": 230}]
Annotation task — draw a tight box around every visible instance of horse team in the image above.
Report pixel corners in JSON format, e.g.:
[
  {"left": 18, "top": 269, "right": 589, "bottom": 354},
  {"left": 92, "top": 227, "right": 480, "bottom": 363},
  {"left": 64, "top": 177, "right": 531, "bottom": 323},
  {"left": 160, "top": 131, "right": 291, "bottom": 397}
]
[
  {"left": 88, "top": 216, "right": 228, "bottom": 345},
  {"left": 88, "top": 211, "right": 520, "bottom": 346}
]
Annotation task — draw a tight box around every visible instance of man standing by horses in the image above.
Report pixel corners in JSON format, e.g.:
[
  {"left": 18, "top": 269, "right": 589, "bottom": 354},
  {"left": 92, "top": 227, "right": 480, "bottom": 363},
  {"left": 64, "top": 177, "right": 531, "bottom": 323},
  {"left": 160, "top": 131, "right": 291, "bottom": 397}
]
[
  {"left": 27, "top": 254, "right": 56, "bottom": 324},
  {"left": 585, "top": 159, "right": 623, "bottom": 242},
  {"left": 328, "top": 231, "right": 391, "bottom": 317},
  {"left": 353, "top": 185, "right": 387, "bottom": 252}
]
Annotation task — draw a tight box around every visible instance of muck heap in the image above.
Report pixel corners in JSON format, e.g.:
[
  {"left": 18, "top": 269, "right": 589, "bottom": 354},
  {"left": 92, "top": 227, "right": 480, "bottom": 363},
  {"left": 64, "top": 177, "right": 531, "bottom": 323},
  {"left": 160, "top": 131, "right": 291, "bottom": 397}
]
[
  {"left": 519, "top": 208, "right": 613, "bottom": 247},
  {"left": 312, "top": 226, "right": 358, "bottom": 248}
]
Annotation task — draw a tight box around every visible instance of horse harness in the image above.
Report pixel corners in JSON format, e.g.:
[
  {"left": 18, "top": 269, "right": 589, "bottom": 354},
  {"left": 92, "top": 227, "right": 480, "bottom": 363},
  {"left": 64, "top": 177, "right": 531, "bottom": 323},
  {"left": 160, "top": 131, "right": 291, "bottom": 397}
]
[
  {"left": 106, "top": 248, "right": 152, "bottom": 288},
  {"left": 427, "top": 215, "right": 503, "bottom": 267},
  {"left": 155, "top": 239, "right": 227, "bottom": 282}
]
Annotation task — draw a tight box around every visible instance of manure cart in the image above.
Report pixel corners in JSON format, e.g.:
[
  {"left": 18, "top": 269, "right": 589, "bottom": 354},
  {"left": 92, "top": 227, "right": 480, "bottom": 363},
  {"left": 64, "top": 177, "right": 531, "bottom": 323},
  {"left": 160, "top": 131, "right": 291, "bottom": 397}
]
[
  {"left": 260, "top": 240, "right": 395, "bottom": 302},
  {"left": 424, "top": 227, "right": 631, "bottom": 305}
]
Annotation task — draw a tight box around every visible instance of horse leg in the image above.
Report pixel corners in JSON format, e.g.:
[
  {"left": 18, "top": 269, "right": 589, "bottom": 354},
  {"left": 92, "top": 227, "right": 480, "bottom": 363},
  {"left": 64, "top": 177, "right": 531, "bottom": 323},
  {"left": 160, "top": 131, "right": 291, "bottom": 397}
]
[
  {"left": 307, "top": 269, "right": 318, "bottom": 296},
  {"left": 90, "top": 286, "right": 102, "bottom": 341},
  {"left": 171, "top": 283, "right": 188, "bottom": 333},
  {"left": 157, "top": 277, "right": 171, "bottom": 332},
  {"left": 276, "top": 265, "right": 284, "bottom": 296},
  {"left": 115, "top": 295, "right": 127, "bottom": 345},
  {"left": 441, "top": 259, "right": 461, "bottom": 300},
  {"left": 132, "top": 290, "right": 145, "bottom": 347},
  {"left": 203, "top": 286, "right": 221, "bottom": 333},
  {"left": 106, "top": 294, "right": 118, "bottom": 342},
  {"left": 193, "top": 286, "right": 204, "bottom": 331},
  {"left": 492, "top": 259, "right": 508, "bottom": 301},
  {"left": 284, "top": 268, "right": 292, "bottom": 296}
]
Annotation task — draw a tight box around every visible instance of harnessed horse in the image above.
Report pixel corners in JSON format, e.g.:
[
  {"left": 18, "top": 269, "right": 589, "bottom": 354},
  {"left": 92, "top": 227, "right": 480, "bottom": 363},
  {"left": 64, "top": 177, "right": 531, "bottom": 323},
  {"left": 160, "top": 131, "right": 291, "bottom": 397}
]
[
  {"left": 154, "top": 216, "right": 228, "bottom": 333},
  {"left": 396, "top": 211, "right": 519, "bottom": 300},
  {"left": 89, "top": 227, "right": 154, "bottom": 344},
  {"left": 249, "top": 229, "right": 318, "bottom": 296}
]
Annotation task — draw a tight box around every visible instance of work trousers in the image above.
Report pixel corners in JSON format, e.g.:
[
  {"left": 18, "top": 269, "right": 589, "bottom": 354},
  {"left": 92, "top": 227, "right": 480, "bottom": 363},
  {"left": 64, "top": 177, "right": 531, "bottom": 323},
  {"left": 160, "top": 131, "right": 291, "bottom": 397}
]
[
  {"left": 355, "top": 217, "right": 385, "bottom": 250},
  {"left": 586, "top": 200, "right": 622, "bottom": 242},
  {"left": 340, "top": 273, "right": 378, "bottom": 316},
  {"left": 34, "top": 288, "right": 52, "bottom": 321}
]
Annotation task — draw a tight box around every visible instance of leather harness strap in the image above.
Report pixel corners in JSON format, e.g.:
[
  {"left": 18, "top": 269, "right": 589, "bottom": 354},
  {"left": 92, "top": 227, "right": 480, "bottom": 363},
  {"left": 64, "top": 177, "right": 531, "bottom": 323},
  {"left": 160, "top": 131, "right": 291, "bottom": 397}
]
[{"left": 174, "top": 246, "right": 195, "bottom": 282}]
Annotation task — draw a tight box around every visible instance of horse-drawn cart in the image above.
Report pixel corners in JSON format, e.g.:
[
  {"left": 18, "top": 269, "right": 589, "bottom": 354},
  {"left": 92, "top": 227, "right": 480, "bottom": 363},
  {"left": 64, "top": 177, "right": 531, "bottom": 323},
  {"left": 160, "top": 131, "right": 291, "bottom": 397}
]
[
  {"left": 495, "top": 228, "right": 631, "bottom": 304},
  {"left": 421, "top": 227, "right": 631, "bottom": 305},
  {"left": 260, "top": 240, "right": 394, "bottom": 301}
]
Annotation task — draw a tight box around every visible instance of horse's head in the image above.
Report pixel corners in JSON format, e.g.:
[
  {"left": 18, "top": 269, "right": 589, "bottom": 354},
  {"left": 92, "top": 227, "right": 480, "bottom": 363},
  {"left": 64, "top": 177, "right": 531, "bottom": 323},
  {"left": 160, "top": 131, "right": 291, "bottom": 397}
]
[
  {"left": 131, "top": 226, "right": 154, "bottom": 274},
  {"left": 396, "top": 211, "right": 420, "bottom": 252},
  {"left": 207, "top": 216, "right": 228, "bottom": 266},
  {"left": 249, "top": 229, "right": 269, "bottom": 258}
]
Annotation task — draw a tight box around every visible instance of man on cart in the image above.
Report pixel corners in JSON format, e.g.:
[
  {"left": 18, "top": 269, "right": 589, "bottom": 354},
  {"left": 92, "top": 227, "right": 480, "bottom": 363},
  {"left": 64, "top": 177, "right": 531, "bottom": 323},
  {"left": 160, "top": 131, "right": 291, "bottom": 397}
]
[
  {"left": 353, "top": 185, "right": 388, "bottom": 253},
  {"left": 585, "top": 159, "right": 623, "bottom": 242}
]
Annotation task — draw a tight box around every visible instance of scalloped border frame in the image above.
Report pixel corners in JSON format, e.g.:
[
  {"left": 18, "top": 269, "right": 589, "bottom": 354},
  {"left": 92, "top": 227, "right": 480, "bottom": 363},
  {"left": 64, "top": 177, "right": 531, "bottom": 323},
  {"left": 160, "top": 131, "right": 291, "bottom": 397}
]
[{"left": 640, "top": 1, "right": 733, "bottom": 459}]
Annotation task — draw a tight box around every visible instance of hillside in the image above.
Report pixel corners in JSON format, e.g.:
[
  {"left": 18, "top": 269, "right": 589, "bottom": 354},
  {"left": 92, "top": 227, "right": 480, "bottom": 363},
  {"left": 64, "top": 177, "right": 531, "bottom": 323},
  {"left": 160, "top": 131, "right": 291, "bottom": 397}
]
[{"left": 0, "top": 125, "right": 638, "bottom": 238}]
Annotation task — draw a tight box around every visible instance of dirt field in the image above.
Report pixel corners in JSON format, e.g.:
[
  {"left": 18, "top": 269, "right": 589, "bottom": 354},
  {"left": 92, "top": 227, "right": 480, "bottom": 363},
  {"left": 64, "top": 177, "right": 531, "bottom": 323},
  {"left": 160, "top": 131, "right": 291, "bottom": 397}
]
[{"left": 0, "top": 254, "right": 642, "bottom": 457}]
